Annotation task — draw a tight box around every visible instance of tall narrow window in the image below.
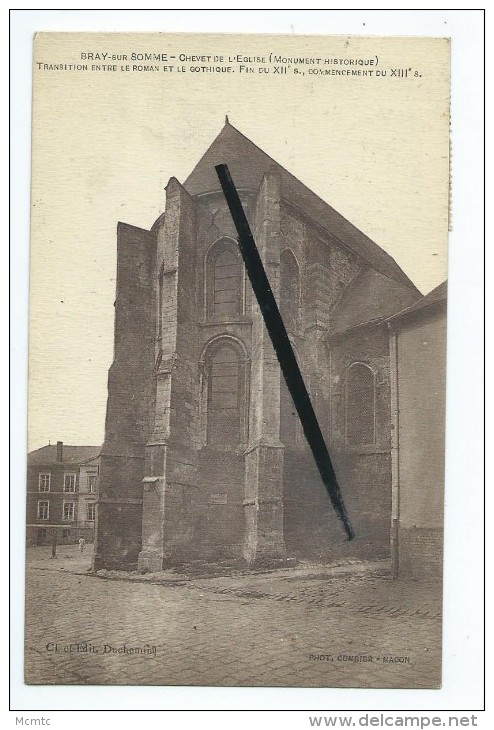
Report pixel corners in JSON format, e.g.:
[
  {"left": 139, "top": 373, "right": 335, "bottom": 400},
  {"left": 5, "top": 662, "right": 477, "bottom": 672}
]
[
  {"left": 280, "top": 341, "right": 301, "bottom": 447},
  {"left": 345, "top": 363, "right": 375, "bottom": 447},
  {"left": 62, "top": 501, "right": 75, "bottom": 521},
  {"left": 207, "top": 239, "right": 242, "bottom": 319},
  {"left": 207, "top": 343, "right": 241, "bottom": 446},
  {"left": 280, "top": 376, "right": 297, "bottom": 446},
  {"left": 38, "top": 473, "right": 51, "bottom": 492},
  {"left": 37, "top": 501, "right": 50, "bottom": 520},
  {"left": 280, "top": 249, "right": 300, "bottom": 333},
  {"left": 157, "top": 262, "right": 164, "bottom": 339},
  {"left": 63, "top": 473, "right": 76, "bottom": 492}
]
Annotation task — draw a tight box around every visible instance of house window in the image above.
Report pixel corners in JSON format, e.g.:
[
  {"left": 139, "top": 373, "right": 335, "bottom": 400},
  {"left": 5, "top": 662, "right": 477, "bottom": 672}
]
[
  {"left": 87, "top": 502, "right": 96, "bottom": 521},
  {"left": 63, "top": 473, "right": 76, "bottom": 492},
  {"left": 88, "top": 475, "right": 97, "bottom": 493},
  {"left": 345, "top": 363, "right": 375, "bottom": 447},
  {"left": 37, "top": 501, "right": 49, "bottom": 520},
  {"left": 279, "top": 249, "right": 300, "bottom": 333},
  {"left": 62, "top": 529, "right": 70, "bottom": 539},
  {"left": 38, "top": 473, "right": 51, "bottom": 492},
  {"left": 206, "top": 239, "right": 243, "bottom": 319},
  {"left": 62, "top": 501, "right": 75, "bottom": 521}
]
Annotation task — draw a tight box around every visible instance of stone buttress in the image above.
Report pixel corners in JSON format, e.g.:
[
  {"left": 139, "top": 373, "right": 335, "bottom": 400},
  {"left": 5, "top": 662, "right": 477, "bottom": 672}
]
[
  {"left": 138, "top": 179, "right": 201, "bottom": 571},
  {"left": 93, "top": 223, "right": 156, "bottom": 570}
]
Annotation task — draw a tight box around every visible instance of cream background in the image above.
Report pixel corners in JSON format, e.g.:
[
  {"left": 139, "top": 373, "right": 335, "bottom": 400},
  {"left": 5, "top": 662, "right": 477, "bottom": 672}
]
[
  {"left": 29, "top": 32, "right": 450, "bottom": 451},
  {"left": 11, "top": 9, "right": 484, "bottom": 715}
]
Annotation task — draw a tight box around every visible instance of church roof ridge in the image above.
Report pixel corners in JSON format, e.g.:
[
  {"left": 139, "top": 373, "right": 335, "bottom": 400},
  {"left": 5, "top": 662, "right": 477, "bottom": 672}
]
[{"left": 183, "top": 121, "right": 419, "bottom": 292}]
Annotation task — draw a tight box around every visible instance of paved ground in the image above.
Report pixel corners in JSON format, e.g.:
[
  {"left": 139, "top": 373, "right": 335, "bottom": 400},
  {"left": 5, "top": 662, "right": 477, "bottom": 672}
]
[{"left": 24, "top": 545, "right": 442, "bottom": 689}]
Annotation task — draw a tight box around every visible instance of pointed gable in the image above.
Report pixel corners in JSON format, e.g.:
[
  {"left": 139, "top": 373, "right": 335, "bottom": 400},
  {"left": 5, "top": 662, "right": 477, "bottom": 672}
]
[
  {"left": 183, "top": 121, "right": 419, "bottom": 293},
  {"left": 184, "top": 120, "right": 274, "bottom": 196}
]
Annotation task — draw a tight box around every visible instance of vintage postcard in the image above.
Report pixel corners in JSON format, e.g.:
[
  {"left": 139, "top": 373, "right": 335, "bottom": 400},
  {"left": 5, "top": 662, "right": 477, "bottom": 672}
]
[{"left": 25, "top": 32, "right": 450, "bottom": 688}]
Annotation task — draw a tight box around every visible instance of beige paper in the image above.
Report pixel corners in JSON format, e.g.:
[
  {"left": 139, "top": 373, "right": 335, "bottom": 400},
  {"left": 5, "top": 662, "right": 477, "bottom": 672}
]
[{"left": 26, "top": 32, "right": 450, "bottom": 689}]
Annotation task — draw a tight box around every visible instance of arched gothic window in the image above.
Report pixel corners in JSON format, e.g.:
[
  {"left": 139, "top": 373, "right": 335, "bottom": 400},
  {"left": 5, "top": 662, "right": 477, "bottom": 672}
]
[
  {"left": 280, "top": 340, "right": 302, "bottom": 447},
  {"left": 345, "top": 363, "right": 375, "bottom": 447},
  {"left": 279, "top": 249, "right": 300, "bottom": 333},
  {"left": 206, "top": 239, "right": 243, "bottom": 319},
  {"left": 200, "top": 338, "right": 249, "bottom": 448},
  {"left": 157, "top": 262, "right": 164, "bottom": 340},
  {"left": 280, "top": 377, "right": 297, "bottom": 446}
]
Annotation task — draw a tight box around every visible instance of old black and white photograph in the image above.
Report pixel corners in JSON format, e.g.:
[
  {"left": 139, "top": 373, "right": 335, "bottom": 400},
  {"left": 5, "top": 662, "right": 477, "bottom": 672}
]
[{"left": 22, "top": 30, "right": 453, "bottom": 692}]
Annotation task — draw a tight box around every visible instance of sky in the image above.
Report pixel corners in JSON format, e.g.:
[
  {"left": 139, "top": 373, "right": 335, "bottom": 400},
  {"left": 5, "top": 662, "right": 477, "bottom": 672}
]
[{"left": 27, "top": 32, "right": 450, "bottom": 451}]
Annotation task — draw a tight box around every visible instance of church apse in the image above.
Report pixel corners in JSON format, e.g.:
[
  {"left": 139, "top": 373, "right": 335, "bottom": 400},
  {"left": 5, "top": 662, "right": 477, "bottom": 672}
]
[{"left": 93, "top": 120, "right": 421, "bottom": 572}]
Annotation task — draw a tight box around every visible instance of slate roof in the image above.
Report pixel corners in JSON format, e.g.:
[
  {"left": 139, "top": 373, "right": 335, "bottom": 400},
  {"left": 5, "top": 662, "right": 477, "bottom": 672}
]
[
  {"left": 385, "top": 280, "right": 447, "bottom": 324},
  {"left": 183, "top": 120, "right": 419, "bottom": 293},
  {"left": 28, "top": 445, "right": 101, "bottom": 466},
  {"left": 327, "top": 269, "right": 422, "bottom": 339}
]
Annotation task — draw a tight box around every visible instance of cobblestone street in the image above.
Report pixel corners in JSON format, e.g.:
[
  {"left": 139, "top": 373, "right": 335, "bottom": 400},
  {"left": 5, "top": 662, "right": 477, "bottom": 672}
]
[{"left": 24, "top": 546, "right": 442, "bottom": 689}]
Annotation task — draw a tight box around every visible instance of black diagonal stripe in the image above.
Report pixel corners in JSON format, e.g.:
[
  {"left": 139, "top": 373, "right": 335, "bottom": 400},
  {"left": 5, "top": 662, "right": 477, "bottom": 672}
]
[{"left": 215, "top": 163, "right": 354, "bottom": 541}]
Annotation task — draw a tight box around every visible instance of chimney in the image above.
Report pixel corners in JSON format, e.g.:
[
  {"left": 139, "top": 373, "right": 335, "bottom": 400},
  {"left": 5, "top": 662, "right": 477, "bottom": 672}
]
[{"left": 56, "top": 441, "right": 63, "bottom": 462}]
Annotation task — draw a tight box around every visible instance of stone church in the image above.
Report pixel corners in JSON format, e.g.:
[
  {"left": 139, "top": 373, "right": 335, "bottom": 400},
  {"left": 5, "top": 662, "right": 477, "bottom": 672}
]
[{"left": 93, "top": 120, "right": 422, "bottom": 572}]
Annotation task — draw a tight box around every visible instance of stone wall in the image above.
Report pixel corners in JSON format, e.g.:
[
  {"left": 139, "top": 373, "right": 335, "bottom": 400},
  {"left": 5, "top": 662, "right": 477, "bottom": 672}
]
[
  {"left": 327, "top": 325, "right": 392, "bottom": 556},
  {"left": 398, "top": 527, "right": 444, "bottom": 579},
  {"left": 391, "top": 309, "right": 447, "bottom": 578},
  {"left": 94, "top": 223, "right": 156, "bottom": 570},
  {"left": 95, "top": 158, "right": 424, "bottom": 570}
]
